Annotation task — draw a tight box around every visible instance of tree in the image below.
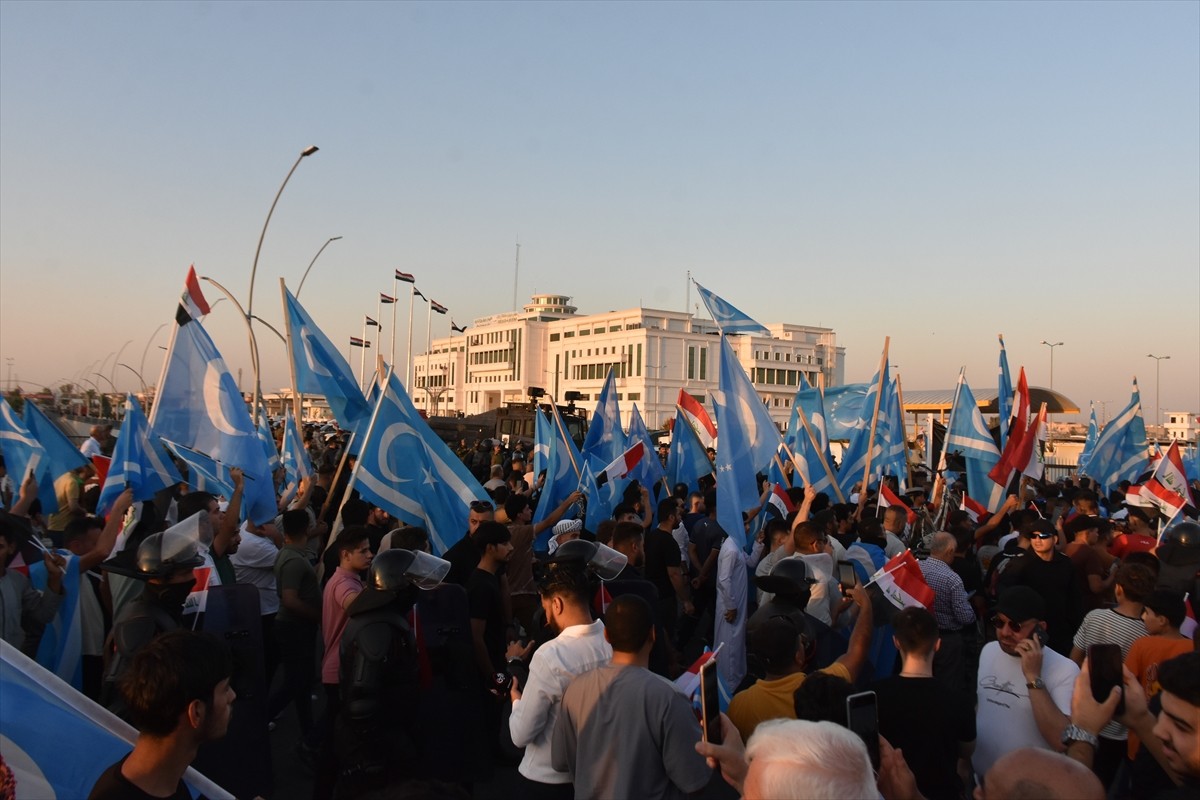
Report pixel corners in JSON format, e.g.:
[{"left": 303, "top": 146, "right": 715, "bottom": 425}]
[{"left": 5, "top": 389, "right": 23, "bottom": 414}]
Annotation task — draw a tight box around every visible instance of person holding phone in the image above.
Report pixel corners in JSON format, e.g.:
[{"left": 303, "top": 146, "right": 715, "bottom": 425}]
[{"left": 973, "top": 586, "right": 1079, "bottom": 780}]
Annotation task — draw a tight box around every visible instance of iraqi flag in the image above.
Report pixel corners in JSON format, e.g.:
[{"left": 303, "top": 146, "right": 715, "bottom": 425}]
[
  {"left": 960, "top": 493, "right": 989, "bottom": 524},
  {"left": 91, "top": 454, "right": 111, "bottom": 489},
  {"left": 672, "top": 644, "right": 731, "bottom": 710},
  {"left": 1139, "top": 478, "right": 1188, "bottom": 520},
  {"left": 765, "top": 483, "right": 796, "bottom": 520},
  {"left": 866, "top": 551, "right": 934, "bottom": 626},
  {"left": 878, "top": 483, "right": 916, "bottom": 525},
  {"left": 179, "top": 264, "right": 211, "bottom": 322},
  {"left": 677, "top": 389, "right": 717, "bottom": 449},
  {"left": 595, "top": 441, "right": 646, "bottom": 488}
]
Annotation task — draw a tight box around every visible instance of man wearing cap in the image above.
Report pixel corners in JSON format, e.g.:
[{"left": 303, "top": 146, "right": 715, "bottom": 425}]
[
  {"left": 996, "top": 519, "right": 1082, "bottom": 656},
  {"left": 973, "top": 586, "right": 1079, "bottom": 779},
  {"left": 1110, "top": 507, "right": 1158, "bottom": 558}
]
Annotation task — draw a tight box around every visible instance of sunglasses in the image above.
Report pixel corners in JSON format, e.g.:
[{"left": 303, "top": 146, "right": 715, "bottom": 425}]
[
  {"left": 990, "top": 616, "right": 1026, "bottom": 632},
  {"left": 1029, "top": 533, "right": 1056, "bottom": 540},
  {"left": 470, "top": 501, "right": 494, "bottom": 512}
]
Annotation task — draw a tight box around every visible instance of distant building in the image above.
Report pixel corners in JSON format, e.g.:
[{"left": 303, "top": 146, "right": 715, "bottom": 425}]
[
  {"left": 412, "top": 293, "right": 845, "bottom": 431},
  {"left": 1162, "top": 410, "right": 1199, "bottom": 444}
]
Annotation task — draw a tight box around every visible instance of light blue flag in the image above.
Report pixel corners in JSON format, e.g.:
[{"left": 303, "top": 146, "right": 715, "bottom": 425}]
[
  {"left": 667, "top": 406, "right": 714, "bottom": 494},
  {"left": 627, "top": 405, "right": 668, "bottom": 499},
  {"left": 283, "top": 288, "right": 371, "bottom": 435},
  {"left": 151, "top": 318, "right": 276, "bottom": 524},
  {"left": 163, "top": 440, "right": 235, "bottom": 498},
  {"left": 578, "top": 461, "right": 610, "bottom": 534},
  {"left": 785, "top": 384, "right": 835, "bottom": 497},
  {"left": 533, "top": 410, "right": 552, "bottom": 478},
  {"left": 693, "top": 281, "right": 771, "bottom": 336},
  {"left": 581, "top": 369, "right": 627, "bottom": 470},
  {"left": 1078, "top": 380, "right": 1148, "bottom": 493},
  {"left": 822, "top": 383, "right": 870, "bottom": 441},
  {"left": 1077, "top": 404, "right": 1099, "bottom": 474},
  {"left": 23, "top": 401, "right": 89, "bottom": 512},
  {"left": 997, "top": 336, "right": 1014, "bottom": 450},
  {"left": 533, "top": 405, "right": 585, "bottom": 535},
  {"left": 258, "top": 416, "right": 282, "bottom": 474},
  {"left": 878, "top": 375, "right": 909, "bottom": 491},
  {"left": 280, "top": 409, "right": 313, "bottom": 490},
  {"left": 352, "top": 371, "right": 489, "bottom": 556},
  {"left": 1184, "top": 444, "right": 1199, "bottom": 483},
  {"left": 0, "top": 398, "right": 48, "bottom": 499},
  {"left": 28, "top": 553, "right": 82, "bottom": 689},
  {"left": 99, "top": 395, "right": 183, "bottom": 514},
  {"left": 836, "top": 360, "right": 890, "bottom": 497},
  {"left": 713, "top": 336, "right": 784, "bottom": 548},
  {"left": 944, "top": 372, "right": 1003, "bottom": 510}
]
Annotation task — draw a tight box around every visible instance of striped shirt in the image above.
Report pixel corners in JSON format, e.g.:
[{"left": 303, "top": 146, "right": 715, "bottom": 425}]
[
  {"left": 1072, "top": 607, "right": 1147, "bottom": 740},
  {"left": 918, "top": 556, "right": 976, "bottom": 631}
]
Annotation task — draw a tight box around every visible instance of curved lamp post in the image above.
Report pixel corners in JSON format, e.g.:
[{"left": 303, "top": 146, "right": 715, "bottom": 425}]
[
  {"left": 296, "top": 235, "right": 343, "bottom": 298},
  {"left": 1147, "top": 354, "right": 1170, "bottom": 432}
]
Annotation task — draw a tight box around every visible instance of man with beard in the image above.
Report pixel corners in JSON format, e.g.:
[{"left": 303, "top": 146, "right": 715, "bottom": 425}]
[{"left": 509, "top": 546, "right": 613, "bottom": 799}]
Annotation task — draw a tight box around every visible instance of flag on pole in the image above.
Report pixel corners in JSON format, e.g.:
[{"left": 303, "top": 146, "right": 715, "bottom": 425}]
[
  {"left": 1151, "top": 441, "right": 1194, "bottom": 506},
  {"left": 1138, "top": 479, "right": 1187, "bottom": 519},
  {"left": 413, "top": 287, "right": 426, "bottom": 301},
  {"left": 451, "top": 321, "right": 467, "bottom": 334},
  {"left": 595, "top": 441, "right": 647, "bottom": 488},
  {"left": 350, "top": 337, "right": 371, "bottom": 348},
  {"left": 181, "top": 264, "right": 212, "bottom": 320},
  {"left": 577, "top": 461, "right": 609, "bottom": 534},
  {"left": 713, "top": 335, "right": 784, "bottom": 548},
  {"left": 667, "top": 405, "right": 715, "bottom": 494},
  {"left": 822, "top": 383, "right": 871, "bottom": 441},
  {"left": 27, "top": 553, "right": 82, "bottom": 688},
  {"left": 625, "top": 405, "right": 667, "bottom": 495},
  {"left": 677, "top": 389, "right": 717, "bottom": 449},
  {"left": 282, "top": 287, "right": 371, "bottom": 434},
  {"left": 98, "top": 395, "right": 183, "bottom": 514},
  {"left": 693, "top": 281, "right": 770, "bottom": 336},
  {"left": 878, "top": 483, "right": 916, "bottom": 525},
  {"left": 395, "top": 270, "right": 415, "bottom": 283},
  {"left": 1078, "top": 379, "right": 1148, "bottom": 493},
  {"left": 865, "top": 551, "right": 934, "bottom": 625},
  {"left": 365, "top": 315, "right": 380, "bottom": 328},
  {"left": 430, "top": 300, "right": 448, "bottom": 315},
  {"left": 961, "top": 493, "right": 990, "bottom": 524},
  {"left": 1078, "top": 404, "right": 1100, "bottom": 474},
  {"left": 533, "top": 411, "right": 553, "bottom": 478},
  {"left": 989, "top": 367, "right": 1030, "bottom": 489},
  {"left": 351, "top": 371, "right": 489, "bottom": 556},
  {"left": 164, "top": 440, "right": 236, "bottom": 498},
  {"left": 0, "top": 397, "right": 47, "bottom": 491},
  {"left": 997, "top": 335, "right": 1014, "bottom": 450},
  {"left": 257, "top": 415, "right": 282, "bottom": 475},
  {"left": 380, "top": 293, "right": 396, "bottom": 304},
  {"left": 1019, "top": 404, "right": 1048, "bottom": 481},
  {"left": 764, "top": 483, "right": 796, "bottom": 520},
  {"left": 23, "top": 399, "right": 89, "bottom": 511},
  {"left": 836, "top": 355, "right": 904, "bottom": 497},
  {"left": 533, "top": 404, "right": 585, "bottom": 534},
  {"left": 944, "top": 370, "right": 1003, "bottom": 511},
  {"left": 581, "top": 369, "right": 627, "bottom": 470}
]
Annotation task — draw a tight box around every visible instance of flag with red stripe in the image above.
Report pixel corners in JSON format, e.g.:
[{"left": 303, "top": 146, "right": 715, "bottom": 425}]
[
  {"left": 1140, "top": 477, "right": 1187, "bottom": 518},
  {"left": 395, "top": 270, "right": 415, "bottom": 283},
  {"left": 765, "top": 482, "right": 795, "bottom": 520},
  {"left": 866, "top": 551, "right": 934, "bottom": 624},
  {"left": 349, "top": 337, "right": 371, "bottom": 348},
  {"left": 177, "top": 265, "right": 211, "bottom": 324},
  {"left": 677, "top": 389, "right": 717, "bottom": 449},
  {"left": 365, "top": 316, "right": 379, "bottom": 328},
  {"left": 960, "top": 493, "right": 989, "bottom": 524},
  {"left": 595, "top": 441, "right": 645, "bottom": 487},
  {"left": 380, "top": 293, "right": 396, "bottom": 304},
  {"left": 1152, "top": 441, "right": 1194, "bottom": 507},
  {"left": 430, "top": 300, "right": 448, "bottom": 315},
  {"left": 878, "top": 483, "right": 916, "bottom": 525},
  {"left": 989, "top": 367, "right": 1030, "bottom": 488},
  {"left": 1018, "top": 404, "right": 1048, "bottom": 481}
]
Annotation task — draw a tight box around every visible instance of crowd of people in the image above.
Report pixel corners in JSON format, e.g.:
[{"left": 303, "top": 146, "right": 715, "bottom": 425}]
[{"left": 0, "top": 421, "right": 1198, "bottom": 800}]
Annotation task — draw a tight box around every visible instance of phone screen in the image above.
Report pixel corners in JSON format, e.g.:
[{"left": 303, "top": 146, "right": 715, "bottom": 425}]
[
  {"left": 846, "top": 691, "right": 880, "bottom": 770},
  {"left": 1088, "top": 643, "right": 1126, "bottom": 716},
  {"left": 700, "top": 659, "right": 722, "bottom": 745},
  {"left": 837, "top": 561, "right": 857, "bottom": 593}
]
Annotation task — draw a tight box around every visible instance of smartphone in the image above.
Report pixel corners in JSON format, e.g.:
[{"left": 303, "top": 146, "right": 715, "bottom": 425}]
[
  {"left": 837, "top": 561, "right": 857, "bottom": 594},
  {"left": 846, "top": 691, "right": 880, "bottom": 770},
  {"left": 1031, "top": 624, "right": 1048, "bottom": 648},
  {"left": 699, "top": 658, "right": 722, "bottom": 745},
  {"left": 1088, "top": 643, "right": 1126, "bottom": 716}
]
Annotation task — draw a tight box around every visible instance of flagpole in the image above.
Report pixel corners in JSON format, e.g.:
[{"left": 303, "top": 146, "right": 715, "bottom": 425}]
[
  {"left": 326, "top": 364, "right": 395, "bottom": 548},
  {"left": 279, "top": 279, "right": 303, "bottom": 424},
  {"left": 894, "top": 371, "right": 915, "bottom": 489},
  {"left": 147, "top": 318, "right": 180, "bottom": 428},
  {"left": 793, "top": 402, "right": 846, "bottom": 503},
  {"left": 423, "top": 301, "right": 433, "bottom": 408},
  {"left": 548, "top": 398, "right": 582, "bottom": 479},
  {"left": 390, "top": 277, "right": 399, "bottom": 368},
  {"left": 859, "top": 338, "right": 888, "bottom": 501},
  {"left": 360, "top": 319, "right": 369, "bottom": 392},
  {"left": 376, "top": 297, "right": 383, "bottom": 360},
  {"left": 406, "top": 288, "right": 417, "bottom": 390}
]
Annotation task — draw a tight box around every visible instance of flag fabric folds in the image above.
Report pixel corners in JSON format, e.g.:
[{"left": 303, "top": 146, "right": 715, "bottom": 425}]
[
  {"left": 380, "top": 293, "right": 396, "bottom": 304},
  {"left": 997, "top": 335, "right": 1014, "bottom": 450},
  {"left": 1019, "top": 404, "right": 1048, "bottom": 481},
  {"left": 581, "top": 369, "right": 627, "bottom": 470},
  {"left": 280, "top": 409, "right": 313, "bottom": 499},
  {"left": 713, "top": 335, "right": 784, "bottom": 548},
  {"left": 534, "top": 405, "right": 585, "bottom": 534},
  {"left": 1078, "top": 379, "right": 1148, "bottom": 493},
  {"left": 625, "top": 405, "right": 667, "bottom": 495},
  {"left": 164, "top": 440, "right": 236, "bottom": 498},
  {"left": 677, "top": 389, "right": 717, "bottom": 449},
  {"left": 960, "top": 493, "right": 989, "bottom": 524},
  {"left": 577, "top": 461, "right": 609, "bottom": 534},
  {"left": 784, "top": 384, "right": 835, "bottom": 497},
  {"left": 595, "top": 441, "right": 647, "bottom": 488},
  {"left": 430, "top": 300, "right": 448, "bottom": 315},
  {"left": 28, "top": 553, "right": 82, "bottom": 688},
  {"left": 181, "top": 264, "right": 212, "bottom": 320},
  {"left": 257, "top": 416, "right": 282, "bottom": 475},
  {"left": 822, "top": 384, "right": 870, "bottom": 441},
  {"left": 693, "top": 281, "right": 770, "bottom": 336},
  {"left": 764, "top": 483, "right": 796, "bottom": 520},
  {"left": 351, "top": 371, "right": 489, "bottom": 556},
  {"left": 98, "top": 395, "right": 182, "bottom": 514},
  {"left": 1078, "top": 404, "right": 1100, "bottom": 474},
  {"left": 0, "top": 398, "right": 47, "bottom": 492},
  {"left": 23, "top": 399, "right": 89, "bottom": 512},
  {"left": 866, "top": 551, "right": 935, "bottom": 626},
  {"left": 943, "top": 371, "right": 1003, "bottom": 511},
  {"left": 395, "top": 270, "right": 415, "bottom": 283},
  {"left": 989, "top": 367, "right": 1030, "bottom": 490},
  {"left": 283, "top": 287, "right": 371, "bottom": 434},
  {"left": 667, "top": 405, "right": 714, "bottom": 494},
  {"left": 533, "top": 410, "right": 553, "bottom": 478},
  {"left": 836, "top": 357, "right": 905, "bottom": 498},
  {"left": 878, "top": 484, "right": 916, "bottom": 525},
  {"left": 153, "top": 280, "right": 275, "bottom": 524}
]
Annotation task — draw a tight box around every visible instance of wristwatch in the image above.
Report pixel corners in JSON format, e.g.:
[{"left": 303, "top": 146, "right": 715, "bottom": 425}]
[
  {"left": 1025, "top": 678, "right": 1046, "bottom": 690},
  {"left": 1061, "top": 724, "right": 1099, "bottom": 749}
]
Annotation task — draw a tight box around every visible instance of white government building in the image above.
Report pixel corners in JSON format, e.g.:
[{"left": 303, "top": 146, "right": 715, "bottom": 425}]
[{"left": 410, "top": 293, "right": 845, "bottom": 432}]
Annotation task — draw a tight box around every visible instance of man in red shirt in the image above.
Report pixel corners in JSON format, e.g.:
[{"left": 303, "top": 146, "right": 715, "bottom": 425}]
[{"left": 1110, "top": 507, "right": 1158, "bottom": 559}]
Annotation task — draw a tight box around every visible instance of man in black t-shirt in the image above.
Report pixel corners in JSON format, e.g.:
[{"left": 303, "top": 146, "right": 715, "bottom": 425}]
[
  {"left": 466, "top": 521, "right": 514, "bottom": 681},
  {"left": 643, "top": 499, "right": 694, "bottom": 642},
  {"left": 89, "top": 631, "right": 234, "bottom": 800}
]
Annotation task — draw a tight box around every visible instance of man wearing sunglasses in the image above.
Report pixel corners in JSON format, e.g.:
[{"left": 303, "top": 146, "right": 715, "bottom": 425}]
[
  {"left": 973, "top": 586, "right": 1079, "bottom": 781},
  {"left": 996, "top": 520, "right": 1083, "bottom": 656}
]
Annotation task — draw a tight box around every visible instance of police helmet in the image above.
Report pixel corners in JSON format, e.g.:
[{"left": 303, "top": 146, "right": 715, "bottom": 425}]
[
  {"left": 547, "top": 539, "right": 627, "bottom": 581},
  {"left": 368, "top": 548, "right": 451, "bottom": 592},
  {"left": 135, "top": 529, "right": 205, "bottom": 580}
]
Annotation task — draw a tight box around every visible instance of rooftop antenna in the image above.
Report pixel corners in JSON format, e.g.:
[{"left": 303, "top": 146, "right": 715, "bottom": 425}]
[{"left": 512, "top": 237, "right": 520, "bottom": 312}]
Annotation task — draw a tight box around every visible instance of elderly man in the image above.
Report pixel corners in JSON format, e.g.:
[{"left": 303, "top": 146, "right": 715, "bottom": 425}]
[
  {"left": 919, "top": 531, "right": 977, "bottom": 693},
  {"left": 80, "top": 423, "right": 109, "bottom": 458}
]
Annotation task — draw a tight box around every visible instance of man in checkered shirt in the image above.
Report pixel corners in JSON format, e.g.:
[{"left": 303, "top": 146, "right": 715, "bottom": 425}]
[{"left": 918, "top": 531, "right": 977, "bottom": 694}]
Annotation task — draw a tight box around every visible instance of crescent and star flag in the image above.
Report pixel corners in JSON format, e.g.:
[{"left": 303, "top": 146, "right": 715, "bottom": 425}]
[
  {"left": 153, "top": 271, "right": 275, "bottom": 524},
  {"left": 626, "top": 405, "right": 666, "bottom": 496},
  {"left": 822, "top": 383, "right": 870, "bottom": 441},
  {"left": 693, "top": 280, "right": 770, "bottom": 337},
  {"left": 960, "top": 493, "right": 990, "bottom": 524},
  {"left": 1078, "top": 378, "right": 1148, "bottom": 493},
  {"left": 282, "top": 287, "right": 371, "bottom": 433},
  {"left": 1078, "top": 404, "right": 1100, "bottom": 474},
  {"left": 667, "top": 404, "right": 714, "bottom": 495},
  {"left": 0, "top": 397, "right": 47, "bottom": 491},
  {"left": 279, "top": 409, "right": 313, "bottom": 505},
  {"left": 379, "top": 293, "right": 396, "bottom": 304},
  {"left": 865, "top": 551, "right": 935, "bottom": 626},
  {"left": 943, "top": 370, "right": 1003, "bottom": 512},
  {"left": 677, "top": 389, "right": 717, "bottom": 449},
  {"left": 395, "top": 270, "right": 415, "bottom": 283},
  {"left": 877, "top": 483, "right": 916, "bottom": 525},
  {"left": 997, "top": 335, "right": 1014, "bottom": 450},
  {"left": 98, "top": 395, "right": 182, "bottom": 515},
  {"left": 23, "top": 399, "right": 89, "bottom": 512},
  {"left": 581, "top": 369, "right": 627, "bottom": 471},
  {"left": 595, "top": 440, "right": 646, "bottom": 488},
  {"left": 533, "top": 404, "right": 585, "bottom": 535},
  {"left": 533, "top": 410, "right": 552, "bottom": 477},
  {"left": 430, "top": 300, "right": 448, "bottom": 315},
  {"left": 350, "top": 371, "right": 489, "bottom": 556},
  {"left": 713, "top": 335, "right": 784, "bottom": 549}
]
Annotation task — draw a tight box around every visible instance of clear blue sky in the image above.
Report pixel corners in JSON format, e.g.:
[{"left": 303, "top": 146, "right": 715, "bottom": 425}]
[{"left": 2, "top": 1, "right": 1196, "bottom": 424}]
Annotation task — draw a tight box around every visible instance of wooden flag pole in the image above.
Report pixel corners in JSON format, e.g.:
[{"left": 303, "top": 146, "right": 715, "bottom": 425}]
[
  {"left": 792, "top": 402, "right": 846, "bottom": 503},
  {"left": 858, "top": 337, "right": 891, "bottom": 509},
  {"left": 548, "top": 399, "right": 582, "bottom": 480}
]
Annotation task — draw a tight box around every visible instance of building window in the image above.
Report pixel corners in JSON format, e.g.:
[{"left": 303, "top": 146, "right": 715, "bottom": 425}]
[
  {"left": 610, "top": 325, "right": 621, "bottom": 332},
  {"left": 580, "top": 329, "right": 590, "bottom": 336},
  {"left": 550, "top": 333, "right": 560, "bottom": 342},
  {"left": 636, "top": 343, "right": 642, "bottom": 376},
  {"left": 699, "top": 347, "right": 707, "bottom": 380},
  {"left": 594, "top": 327, "right": 605, "bottom": 334},
  {"left": 688, "top": 346, "right": 696, "bottom": 380},
  {"left": 775, "top": 353, "right": 781, "bottom": 361},
  {"left": 564, "top": 331, "right": 574, "bottom": 339},
  {"left": 627, "top": 392, "right": 640, "bottom": 401}
]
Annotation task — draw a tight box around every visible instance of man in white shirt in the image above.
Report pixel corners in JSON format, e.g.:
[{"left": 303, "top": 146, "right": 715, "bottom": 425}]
[
  {"left": 231, "top": 520, "right": 281, "bottom": 688},
  {"left": 509, "top": 555, "right": 611, "bottom": 798},
  {"left": 80, "top": 424, "right": 109, "bottom": 459}
]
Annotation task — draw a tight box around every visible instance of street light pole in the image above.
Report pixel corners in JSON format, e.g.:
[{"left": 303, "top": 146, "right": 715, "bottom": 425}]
[
  {"left": 296, "top": 235, "right": 343, "bottom": 298},
  {"left": 1147, "top": 354, "right": 1170, "bottom": 434},
  {"left": 1040, "top": 341, "right": 1063, "bottom": 391}
]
